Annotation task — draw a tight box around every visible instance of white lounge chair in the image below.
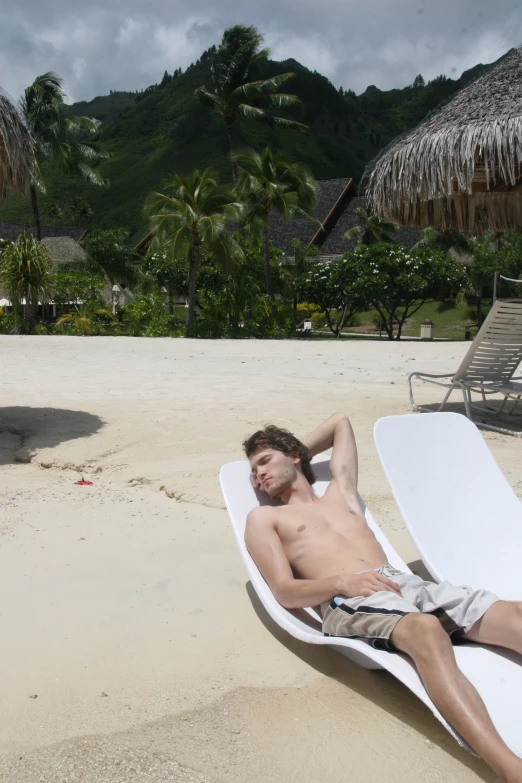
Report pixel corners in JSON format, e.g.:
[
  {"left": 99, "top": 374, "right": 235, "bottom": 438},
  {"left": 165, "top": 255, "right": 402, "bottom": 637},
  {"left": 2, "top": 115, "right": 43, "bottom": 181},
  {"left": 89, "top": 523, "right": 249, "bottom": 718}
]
[
  {"left": 374, "top": 412, "right": 522, "bottom": 597},
  {"left": 220, "top": 455, "right": 522, "bottom": 755},
  {"left": 408, "top": 299, "right": 522, "bottom": 436}
]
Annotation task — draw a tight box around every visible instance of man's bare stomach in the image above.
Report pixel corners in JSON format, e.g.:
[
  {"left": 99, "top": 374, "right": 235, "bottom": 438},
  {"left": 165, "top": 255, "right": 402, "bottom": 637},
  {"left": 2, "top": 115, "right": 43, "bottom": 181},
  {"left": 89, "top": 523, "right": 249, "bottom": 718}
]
[{"left": 275, "top": 501, "right": 391, "bottom": 580}]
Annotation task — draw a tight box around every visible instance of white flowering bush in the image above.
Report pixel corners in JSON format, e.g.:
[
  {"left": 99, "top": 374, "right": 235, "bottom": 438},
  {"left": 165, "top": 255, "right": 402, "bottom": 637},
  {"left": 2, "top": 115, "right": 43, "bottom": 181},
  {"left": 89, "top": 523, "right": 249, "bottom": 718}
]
[{"left": 350, "top": 244, "right": 468, "bottom": 340}]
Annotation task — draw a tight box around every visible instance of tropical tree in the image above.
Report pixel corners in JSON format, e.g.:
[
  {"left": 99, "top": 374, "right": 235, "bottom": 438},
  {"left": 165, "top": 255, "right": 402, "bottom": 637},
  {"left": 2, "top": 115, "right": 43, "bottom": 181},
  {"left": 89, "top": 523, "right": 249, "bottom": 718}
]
[
  {"left": 299, "top": 256, "right": 369, "bottom": 337},
  {"left": 81, "top": 229, "right": 141, "bottom": 287},
  {"left": 45, "top": 201, "right": 63, "bottom": 221},
  {"left": 0, "top": 232, "right": 55, "bottom": 331},
  {"left": 71, "top": 196, "right": 93, "bottom": 224},
  {"left": 195, "top": 25, "right": 308, "bottom": 183},
  {"left": 0, "top": 86, "right": 34, "bottom": 199},
  {"left": 468, "top": 232, "right": 522, "bottom": 325},
  {"left": 20, "top": 72, "right": 108, "bottom": 240},
  {"left": 350, "top": 244, "right": 468, "bottom": 340},
  {"left": 53, "top": 269, "right": 106, "bottom": 312},
  {"left": 233, "top": 147, "right": 318, "bottom": 298},
  {"left": 343, "top": 204, "right": 398, "bottom": 246},
  {"left": 145, "top": 168, "right": 244, "bottom": 326},
  {"left": 140, "top": 249, "right": 188, "bottom": 313}
]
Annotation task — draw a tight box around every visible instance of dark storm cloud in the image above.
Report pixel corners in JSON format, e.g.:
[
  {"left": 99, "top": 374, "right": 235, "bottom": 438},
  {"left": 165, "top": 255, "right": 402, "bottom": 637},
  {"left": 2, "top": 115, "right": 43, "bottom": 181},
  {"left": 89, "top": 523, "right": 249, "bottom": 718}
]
[{"left": 1, "top": 0, "right": 520, "bottom": 103}]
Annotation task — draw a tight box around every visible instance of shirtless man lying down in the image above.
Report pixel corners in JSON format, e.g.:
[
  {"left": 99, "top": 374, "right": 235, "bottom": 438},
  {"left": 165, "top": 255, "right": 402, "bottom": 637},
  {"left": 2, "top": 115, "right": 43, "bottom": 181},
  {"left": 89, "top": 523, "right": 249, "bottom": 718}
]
[{"left": 243, "top": 413, "right": 522, "bottom": 783}]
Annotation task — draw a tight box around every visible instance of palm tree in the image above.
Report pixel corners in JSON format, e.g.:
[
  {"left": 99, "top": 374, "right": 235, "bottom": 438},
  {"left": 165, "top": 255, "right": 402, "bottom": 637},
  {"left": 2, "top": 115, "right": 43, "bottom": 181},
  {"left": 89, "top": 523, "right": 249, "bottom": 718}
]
[
  {"left": 20, "top": 72, "right": 108, "bottom": 240},
  {"left": 195, "top": 25, "right": 308, "bottom": 183},
  {"left": 343, "top": 204, "right": 398, "bottom": 246},
  {"left": 233, "top": 147, "right": 318, "bottom": 298},
  {"left": 0, "top": 232, "right": 55, "bottom": 331},
  {"left": 145, "top": 169, "right": 244, "bottom": 326},
  {"left": 0, "top": 87, "right": 34, "bottom": 199},
  {"left": 412, "top": 227, "right": 472, "bottom": 254}
]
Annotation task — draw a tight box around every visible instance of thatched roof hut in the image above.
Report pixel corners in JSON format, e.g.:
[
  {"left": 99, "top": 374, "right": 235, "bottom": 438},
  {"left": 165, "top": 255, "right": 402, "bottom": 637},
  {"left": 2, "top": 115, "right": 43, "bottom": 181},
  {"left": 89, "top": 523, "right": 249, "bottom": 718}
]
[
  {"left": 0, "top": 88, "right": 34, "bottom": 199},
  {"left": 363, "top": 46, "right": 522, "bottom": 234},
  {"left": 41, "top": 236, "right": 87, "bottom": 265}
]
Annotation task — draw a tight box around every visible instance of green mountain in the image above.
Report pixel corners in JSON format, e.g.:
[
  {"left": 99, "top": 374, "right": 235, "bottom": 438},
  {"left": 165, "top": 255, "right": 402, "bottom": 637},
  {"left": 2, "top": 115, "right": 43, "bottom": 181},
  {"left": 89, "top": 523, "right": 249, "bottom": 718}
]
[{"left": 0, "top": 48, "right": 511, "bottom": 243}]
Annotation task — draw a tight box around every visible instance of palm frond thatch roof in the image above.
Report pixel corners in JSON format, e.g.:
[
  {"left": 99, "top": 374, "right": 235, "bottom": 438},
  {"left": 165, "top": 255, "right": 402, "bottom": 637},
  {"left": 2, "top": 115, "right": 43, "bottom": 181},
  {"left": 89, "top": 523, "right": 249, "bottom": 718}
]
[
  {"left": 363, "top": 46, "right": 522, "bottom": 233},
  {"left": 40, "top": 237, "right": 87, "bottom": 265},
  {"left": 0, "top": 88, "right": 34, "bottom": 199}
]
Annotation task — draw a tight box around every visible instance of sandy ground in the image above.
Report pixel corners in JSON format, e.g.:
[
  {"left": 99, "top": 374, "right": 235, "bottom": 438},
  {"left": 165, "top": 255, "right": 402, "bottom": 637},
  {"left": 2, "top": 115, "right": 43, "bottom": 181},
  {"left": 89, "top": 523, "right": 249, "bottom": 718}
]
[{"left": 0, "top": 335, "right": 521, "bottom": 783}]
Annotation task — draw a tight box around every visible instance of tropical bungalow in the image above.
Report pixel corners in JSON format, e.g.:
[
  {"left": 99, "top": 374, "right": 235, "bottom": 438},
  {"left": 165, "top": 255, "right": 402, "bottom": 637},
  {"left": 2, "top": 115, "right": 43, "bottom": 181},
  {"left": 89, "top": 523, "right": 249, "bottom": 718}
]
[{"left": 0, "top": 223, "right": 132, "bottom": 314}]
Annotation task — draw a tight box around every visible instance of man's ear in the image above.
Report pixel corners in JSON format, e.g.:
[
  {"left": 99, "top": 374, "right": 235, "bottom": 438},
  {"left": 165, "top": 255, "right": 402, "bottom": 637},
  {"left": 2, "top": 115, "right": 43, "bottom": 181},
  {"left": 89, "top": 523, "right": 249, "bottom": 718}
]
[{"left": 291, "top": 451, "right": 302, "bottom": 468}]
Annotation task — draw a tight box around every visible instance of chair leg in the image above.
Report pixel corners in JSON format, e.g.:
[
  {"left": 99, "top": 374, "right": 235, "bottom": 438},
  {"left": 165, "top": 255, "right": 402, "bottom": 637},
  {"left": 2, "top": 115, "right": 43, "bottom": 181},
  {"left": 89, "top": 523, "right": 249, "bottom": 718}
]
[
  {"left": 497, "top": 395, "right": 509, "bottom": 416},
  {"left": 437, "top": 384, "right": 456, "bottom": 412},
  {"left": 460, "top": 384, "right": 475, "bottom": 423},
  {"left": 506, "top": 396, "right": 521, "bottom": 416}
]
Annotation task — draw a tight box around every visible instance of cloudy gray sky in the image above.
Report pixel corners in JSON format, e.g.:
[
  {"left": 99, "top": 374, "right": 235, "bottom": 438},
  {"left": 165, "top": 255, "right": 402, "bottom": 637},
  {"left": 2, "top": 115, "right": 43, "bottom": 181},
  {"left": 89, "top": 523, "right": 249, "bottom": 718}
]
[{"left": 1, "top": 0, "right": 521, "bottom": 104}]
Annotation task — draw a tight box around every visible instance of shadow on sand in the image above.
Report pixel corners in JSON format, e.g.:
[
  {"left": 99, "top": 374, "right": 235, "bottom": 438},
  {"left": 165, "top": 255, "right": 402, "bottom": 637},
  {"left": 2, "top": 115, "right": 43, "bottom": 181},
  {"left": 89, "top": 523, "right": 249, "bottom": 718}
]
[
  {"left": 246, "top": 581, "right": 496, "bottom": 782},
  {"left": 0, "top": 406, "right": 104, "bottom": 466},
  {"left": 415, "top": 399, "right": 522, "bottom": 436}
]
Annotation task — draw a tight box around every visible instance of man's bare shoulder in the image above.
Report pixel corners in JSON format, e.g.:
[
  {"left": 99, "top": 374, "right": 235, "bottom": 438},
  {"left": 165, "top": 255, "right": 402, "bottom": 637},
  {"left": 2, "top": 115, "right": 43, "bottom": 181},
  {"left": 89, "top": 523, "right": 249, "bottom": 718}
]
[{"left": 246, "top": 505, "right": 278, "bottom": 528}]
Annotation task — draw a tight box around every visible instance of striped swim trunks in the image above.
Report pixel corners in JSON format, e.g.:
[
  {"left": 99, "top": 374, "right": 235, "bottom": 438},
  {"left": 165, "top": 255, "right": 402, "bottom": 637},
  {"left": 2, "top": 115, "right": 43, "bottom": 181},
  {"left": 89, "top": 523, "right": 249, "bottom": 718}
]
[{"left": 321, "top": 565, "right": 499, "bottom": 652}]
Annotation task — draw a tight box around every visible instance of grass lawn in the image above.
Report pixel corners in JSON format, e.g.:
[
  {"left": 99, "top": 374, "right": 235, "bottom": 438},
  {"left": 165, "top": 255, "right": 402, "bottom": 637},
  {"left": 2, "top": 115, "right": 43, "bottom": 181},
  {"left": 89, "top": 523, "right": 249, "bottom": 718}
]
[{"left": 335, "top": 298, "right": 487, "bottom": 340}]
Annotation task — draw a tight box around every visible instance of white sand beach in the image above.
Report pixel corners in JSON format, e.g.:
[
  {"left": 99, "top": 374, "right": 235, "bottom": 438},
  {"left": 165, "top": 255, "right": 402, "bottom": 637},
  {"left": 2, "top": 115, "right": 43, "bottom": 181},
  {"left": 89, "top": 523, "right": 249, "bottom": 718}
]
[{"left": 0, "top": 335, "right": 520, "bottom": 782}]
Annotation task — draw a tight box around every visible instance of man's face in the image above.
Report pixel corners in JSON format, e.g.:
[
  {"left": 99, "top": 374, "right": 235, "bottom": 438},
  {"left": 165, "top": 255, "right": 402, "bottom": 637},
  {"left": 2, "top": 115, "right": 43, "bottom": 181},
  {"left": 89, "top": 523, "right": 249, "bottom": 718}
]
[{"left": 249, "top": 448, "right": 299, "bottom": 498}]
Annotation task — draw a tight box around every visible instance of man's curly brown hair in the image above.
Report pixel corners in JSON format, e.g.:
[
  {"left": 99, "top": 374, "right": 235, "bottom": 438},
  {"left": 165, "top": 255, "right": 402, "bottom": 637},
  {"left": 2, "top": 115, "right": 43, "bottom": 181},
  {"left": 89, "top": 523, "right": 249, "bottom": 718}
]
[{"left": 242, "top": 425, "right": 316, "bottom": 486}]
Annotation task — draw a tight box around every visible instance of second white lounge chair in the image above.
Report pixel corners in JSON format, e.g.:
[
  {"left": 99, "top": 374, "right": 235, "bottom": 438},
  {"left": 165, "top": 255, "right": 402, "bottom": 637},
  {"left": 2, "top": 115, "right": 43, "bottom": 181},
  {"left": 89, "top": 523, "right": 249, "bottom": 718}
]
[{"left": 220, "top": 454, "right": 522, "bottom": 756}]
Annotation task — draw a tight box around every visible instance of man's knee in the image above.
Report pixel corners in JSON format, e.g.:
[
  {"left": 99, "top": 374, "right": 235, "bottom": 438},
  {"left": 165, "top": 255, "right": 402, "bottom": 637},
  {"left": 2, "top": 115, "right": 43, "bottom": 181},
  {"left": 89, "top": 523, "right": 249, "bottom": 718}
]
[{"left": 391, "top": 613, "right": 450, "bottom": 657}]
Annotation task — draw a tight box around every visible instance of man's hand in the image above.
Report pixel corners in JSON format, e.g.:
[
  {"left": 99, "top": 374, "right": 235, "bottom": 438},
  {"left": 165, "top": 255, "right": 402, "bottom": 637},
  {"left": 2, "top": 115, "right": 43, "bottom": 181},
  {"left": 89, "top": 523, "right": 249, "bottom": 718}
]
[{"left": 335, "top": 571, "right": 402, "bottom": 599}]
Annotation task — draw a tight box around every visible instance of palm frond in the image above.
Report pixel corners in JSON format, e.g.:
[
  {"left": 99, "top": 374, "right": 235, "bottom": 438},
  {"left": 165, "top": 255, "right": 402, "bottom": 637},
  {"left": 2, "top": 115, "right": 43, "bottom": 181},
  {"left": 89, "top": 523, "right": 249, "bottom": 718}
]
[
  {"left": 236, "top": 104, "right": 267, "bottom": 121},
  {"left": 234, "top": 73, "right": 296, "bottom": 100},
  {"left": 266, "top": 93, "right": 301, "bottom": 109},
  {"left": 267, "top": 116, "right": 309, "bottom": 132},
  {"left": 0, "top": 88, "right": 35, "bottom": 198},
  {"left": 75, "top": 161, "right": 108, "bottom": 186},
  {"left": 194, "top": 87, "right": 223, "bottom": 113}
]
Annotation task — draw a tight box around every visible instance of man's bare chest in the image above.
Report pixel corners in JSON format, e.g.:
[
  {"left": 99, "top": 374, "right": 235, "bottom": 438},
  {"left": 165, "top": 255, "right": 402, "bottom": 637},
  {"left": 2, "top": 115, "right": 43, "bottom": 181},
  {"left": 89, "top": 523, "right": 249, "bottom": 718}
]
[{"left": 274, "top": 501, "right": 367, "bottom": 546}]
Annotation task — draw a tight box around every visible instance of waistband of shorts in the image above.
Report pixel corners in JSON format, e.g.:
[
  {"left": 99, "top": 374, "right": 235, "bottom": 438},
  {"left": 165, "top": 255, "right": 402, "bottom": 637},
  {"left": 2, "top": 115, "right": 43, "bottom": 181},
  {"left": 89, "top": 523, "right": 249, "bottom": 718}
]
[{"left": 369, "top": 564, "right": 403, "bottom": 577}]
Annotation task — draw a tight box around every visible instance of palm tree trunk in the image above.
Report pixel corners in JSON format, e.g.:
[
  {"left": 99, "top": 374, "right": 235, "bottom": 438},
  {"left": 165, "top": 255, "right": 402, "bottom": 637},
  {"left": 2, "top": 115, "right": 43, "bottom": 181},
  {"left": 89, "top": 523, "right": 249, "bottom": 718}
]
[
  {"left": 263, "top": 226, "right": 275, "bottom": 299},
  {"left": 226, "top": 122, "right": 237, "bottom": 185},
  {"left": 187, "top": 240, "right": 199, "bottom": 327},
  {"left": 30, "top": 184, "right": 42, "bottom": 242}
]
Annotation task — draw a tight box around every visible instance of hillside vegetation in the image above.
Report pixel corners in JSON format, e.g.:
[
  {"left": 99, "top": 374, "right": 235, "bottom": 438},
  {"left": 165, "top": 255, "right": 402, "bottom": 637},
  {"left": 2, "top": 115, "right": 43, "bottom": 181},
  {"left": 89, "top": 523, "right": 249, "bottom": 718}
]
[{"left": 0, "top": 47, "right": 510, "bottom": 242}]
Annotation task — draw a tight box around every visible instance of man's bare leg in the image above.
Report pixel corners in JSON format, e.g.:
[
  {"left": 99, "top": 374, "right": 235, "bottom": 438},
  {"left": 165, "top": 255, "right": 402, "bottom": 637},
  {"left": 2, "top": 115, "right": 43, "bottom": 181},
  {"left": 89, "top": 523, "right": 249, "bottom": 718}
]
[
  {"left": 464, "top": 601, "right": 522, "bottom": 654},
  {"left": 391, "top": 614, "right": 522, "bottom": 783}
]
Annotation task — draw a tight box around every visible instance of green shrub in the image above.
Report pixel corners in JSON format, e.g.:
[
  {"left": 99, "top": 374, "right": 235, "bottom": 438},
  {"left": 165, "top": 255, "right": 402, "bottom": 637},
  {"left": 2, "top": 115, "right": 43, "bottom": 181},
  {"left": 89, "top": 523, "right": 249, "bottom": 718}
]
[
  {"left": 122, "top": 293, "right": 176, "bottom": 337},
  {"left": 185, "top": 317, "right": 226, "bottom": 338},
  {"left": 0, "top": 312, "right": 25, "bottom": 334},
  {"left": 32, "top": 323, "right": 51, "bottom": 335},
  {"left": 311, "top": 312, "right": 325, "bottom": 329}
]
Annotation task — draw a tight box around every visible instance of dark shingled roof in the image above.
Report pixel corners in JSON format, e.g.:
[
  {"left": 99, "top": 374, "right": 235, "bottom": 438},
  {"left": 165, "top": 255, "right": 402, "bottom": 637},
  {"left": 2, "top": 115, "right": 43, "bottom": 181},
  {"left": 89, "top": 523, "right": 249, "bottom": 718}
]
[
  {"left": 0, "top": 220, "right": 86, "bottom": 242},
  {"left": 320, "top": 196, "right": 422, "bottom": 254},
  {"left": 267, "top": 178, "right": 353, "bottom": 254}
]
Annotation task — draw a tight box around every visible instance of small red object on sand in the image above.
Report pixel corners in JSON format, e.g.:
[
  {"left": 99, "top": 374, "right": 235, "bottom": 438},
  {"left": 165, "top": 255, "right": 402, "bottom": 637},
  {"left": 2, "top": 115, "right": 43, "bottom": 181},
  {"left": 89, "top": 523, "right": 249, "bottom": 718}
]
[{"left": 75, "top": 479, "right": 93, "bottom": 486}]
